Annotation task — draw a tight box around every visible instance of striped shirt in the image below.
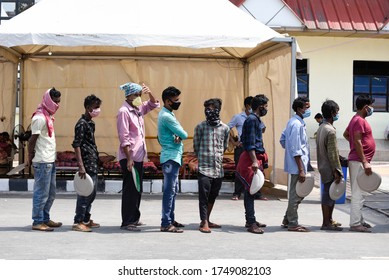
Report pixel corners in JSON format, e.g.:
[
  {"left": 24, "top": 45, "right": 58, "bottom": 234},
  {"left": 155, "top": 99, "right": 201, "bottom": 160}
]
[{"left": 193, "top": 121, "right": 229, "bottom": 178}]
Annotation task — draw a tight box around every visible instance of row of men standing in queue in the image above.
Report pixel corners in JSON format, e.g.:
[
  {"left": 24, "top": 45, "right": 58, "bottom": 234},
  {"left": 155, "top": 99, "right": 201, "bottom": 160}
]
[{"left": 27, "top": 84, "right": 376, "bottom": 234}]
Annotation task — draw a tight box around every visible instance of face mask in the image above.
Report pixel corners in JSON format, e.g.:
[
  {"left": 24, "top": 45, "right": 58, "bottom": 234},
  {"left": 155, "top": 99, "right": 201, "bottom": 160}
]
[
  {"left": 248, "top": 108, "right": 253, "bottom": 114},
  {"left": 366, "top": 106, "right": 373, "bottom": 117},
  {"left": 302, "top": 108, "right": 311, "bottom": 119},
  {"left": 170, "top": 99, "right": 181, "bottom": 110},
  {"left": 333, "top": 113, "right": 339, "bottom": 121},
  {"left": 259, "top": 108, "right": 268, "bottom": 117},
  {"left": 132, "top": 96, "right": 142, "bottom": 107},
  {"left": 205, "top": 108, "right": 220, "bottom": 126},
  {"left": 90, "top": 108, "right": 101, "bottom": 118}
]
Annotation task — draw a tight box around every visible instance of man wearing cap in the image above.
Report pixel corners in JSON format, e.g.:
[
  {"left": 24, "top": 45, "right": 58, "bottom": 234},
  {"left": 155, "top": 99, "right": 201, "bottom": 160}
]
[
  {"left": 193, "top": 98, "right": 229, "bottom": 233},
  {"left": 279, "top": 96, "right": 311, "bottom": 232},
  {"left": 71, "top": 94, "right": 102, "bottom": 232},
  {"left": 158, "top": 86, "right": 188, "bottom": 233},
  {"left": 28, "top": 88, "right": 62, "bottom": 231},
  {"left": 343, "top": 94, "right": 376, "bottom": 233},
  {"left": 117, "top": 82, "right": 160, "bottom": 231},
  {"left": 316, "top": 100, "right": 343, "bottom": 231}
]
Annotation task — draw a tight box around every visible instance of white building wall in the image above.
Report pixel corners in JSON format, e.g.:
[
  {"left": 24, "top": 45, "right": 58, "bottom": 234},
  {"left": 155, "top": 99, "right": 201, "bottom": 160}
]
[{"left": 297, "top": 36, "right": 389, "bottom": 140}]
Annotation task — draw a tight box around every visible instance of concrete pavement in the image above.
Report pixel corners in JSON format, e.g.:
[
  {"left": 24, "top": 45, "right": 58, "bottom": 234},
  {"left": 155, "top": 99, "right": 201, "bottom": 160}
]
[{"left": 0, "top": 161, "right": 388, "bottom": 260}]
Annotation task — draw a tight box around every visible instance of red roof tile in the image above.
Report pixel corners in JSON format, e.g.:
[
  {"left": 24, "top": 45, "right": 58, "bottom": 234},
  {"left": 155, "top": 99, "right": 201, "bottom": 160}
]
[{"left": 283, "top": 0, "right": 389, "bottom": 31}]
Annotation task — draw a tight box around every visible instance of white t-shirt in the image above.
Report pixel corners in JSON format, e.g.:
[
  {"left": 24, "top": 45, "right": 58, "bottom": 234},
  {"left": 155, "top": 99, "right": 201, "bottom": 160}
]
[{"left": 31, "top": 115, "right": 56, "bottom": 163}]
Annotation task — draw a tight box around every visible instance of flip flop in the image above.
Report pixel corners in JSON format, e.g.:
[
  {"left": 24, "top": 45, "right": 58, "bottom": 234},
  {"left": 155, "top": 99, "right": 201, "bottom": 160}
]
[
  {"left": 208, "top": 222, "right": 221, "bottom": 228},
  {"left": 245, "top": 221, "right": 267, "bottom": 228},
  {"left": 320, "top": 225, "right": 343, "bottom": 231},
  {"left": 172, "top": 221, "right": 185, "bottom": 228},
  {"left": 349, "top": 225, "right": 371, "bottom": 233},
  {"left": 199, "top": 226, "right": 211, "bottom": 233},
  {"left": 160, "top": 224, "right": 183, "bottom": 233},
  {"left": 120, "top": 224, "right": 141, "bottom": 232},
  {"left": 288, "top": 226, "right": 310, "bottom": 232},
  {"left": 247, "top": 224, "right": 264, "bottom": 234}
]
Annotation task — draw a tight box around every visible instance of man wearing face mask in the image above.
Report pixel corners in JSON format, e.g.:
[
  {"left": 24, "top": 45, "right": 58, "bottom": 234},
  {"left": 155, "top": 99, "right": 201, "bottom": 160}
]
[
  {"left": 280, "top": 96, "right": 311, "bottom": 232},
  {"left": 316, "top": 100, "right": 343, "bottom": 231},
  {"left": 236, "top": 94, "right": 269, "bottom": 234},
  {"left": 228, "top": 96, "right": 267, "bottom": 201},
  {"left": 194, "top": 98, "right": 229, "bottom": 233},
  {"left": 158, "top": 86, "right": 188, "bottom": 233},
  {"left": 28, "top": 88, "right": 62, "bottom": 231},
  {"left": 117, "top": 82, "right": 160, "bottom": 231},
  {"left": 343, "top": 94, "right": 376, "bottom": 233},
  {"left": 71, "top": 94, "right": 102, "bottom": 232}
]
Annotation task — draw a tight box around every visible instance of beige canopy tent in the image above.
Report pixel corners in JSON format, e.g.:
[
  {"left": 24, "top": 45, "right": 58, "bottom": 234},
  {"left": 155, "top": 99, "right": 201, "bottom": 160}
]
[{"left": 0, "top": 0, "right": 298, "bottom": 185}]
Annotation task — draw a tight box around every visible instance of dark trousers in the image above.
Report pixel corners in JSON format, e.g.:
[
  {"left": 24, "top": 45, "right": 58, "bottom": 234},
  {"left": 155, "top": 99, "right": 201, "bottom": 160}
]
[
  {"left": 244, "top": 188, "right": 257, "bottom": 224},
  {"left": 198, "top": 173, "right": 222, "bottom": 221},
  {"left": 119, "top": 159, "right": 143, "bottom": 227},
  {"left": 74, "top": 173, "right": 98, "bottom": 223},
  {"left": 233, "top": 146, "right": 244, "bottom": 196}
]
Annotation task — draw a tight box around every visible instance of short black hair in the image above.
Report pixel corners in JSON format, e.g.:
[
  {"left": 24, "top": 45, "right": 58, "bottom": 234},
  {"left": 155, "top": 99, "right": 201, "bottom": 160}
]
[
  {"left": 244, "top": 96, "right": 253, "bottom": 106},
  {"left": 84, "top": 94, "right": 102, "bottom": 109},
  {"left": 292, "top": 96, "right": 310, "bottom": 112},
  {"left": 321, "top": 100, "right": 339, "bottom": 119},
  {"left": 314, "top": 113, "right": 323, "bottom": 119},
  {"left": 204, "top": 98, "right": 222, "bottom": 110},
  {"left": 162, "top": 86, "right": 181, "bottom": 102},
  {"left": 49, "top": 87, "right": 61, "bottom": 99},
  {"left": 251, "top": 94, "right": 268, "bottom": 111},
  {"left": 355, "top": 94, "right": 374, "bottom": 110}
]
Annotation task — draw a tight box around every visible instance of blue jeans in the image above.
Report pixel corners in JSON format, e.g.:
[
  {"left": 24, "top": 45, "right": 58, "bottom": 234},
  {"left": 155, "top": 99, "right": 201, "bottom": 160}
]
[
  {"left": 74, "top": 173, "right": 98, "bottom": 224},
  {"left": 243, "top": 188, "right": 257, "bottom": 225},
  {"left": 161, "top": 160, "right": 180, "bottom": 227},
  {"left": 32, "top": 162, "right": 57, "bottom": 225}
]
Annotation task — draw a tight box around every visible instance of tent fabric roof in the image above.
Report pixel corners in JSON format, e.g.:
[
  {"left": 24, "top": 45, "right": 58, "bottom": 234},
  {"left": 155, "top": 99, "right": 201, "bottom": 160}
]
[
  {"left": 282, "top": 0, "right": 389, "bottom": 31},
  {"left": 0, "top": 0, "right": 285, "bottom": 59}
]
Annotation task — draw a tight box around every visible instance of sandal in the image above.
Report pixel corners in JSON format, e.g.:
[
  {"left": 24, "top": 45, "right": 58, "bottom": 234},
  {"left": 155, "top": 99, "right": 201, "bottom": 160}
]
[
  {"left": 245, "top": 221, "right": 267, "bottom": 228},
  {"left": 208, "top": 222, "right": 221, "bottom": 228},
  {"left": 160, "top": 224, "right": 183, "bottom": 233},
  {"left": 247, "top": 224, "right": 264, "bottom": 234},
  {"left": 331, "top": 220, "right": 342, "bottom": 227},
  {"left": 349, "top": 225, "right": 371, "bottom": 233},
  {"left": 120, "top": 224, "right": 141, "bottom": 232},
  {"left": 199, "top": 226, "right": 211, "bottom": 233},
  {"left": 231, "top": 195, "right": 239, "bottom": 201},
  {"left": 288, "top": 226, "right": 310, "bottom": 232},
  {"left": 320, "top": 225, "right": 343, "bottom": 231},
  {"left": 135, "top": 221, "right": 145, "bottom": 226},
  {"left": 362, "top": 222, "right": 372, "bottom": 228},
  {"left": 172, "top": 221, "right": 185, "bottom": 228}
]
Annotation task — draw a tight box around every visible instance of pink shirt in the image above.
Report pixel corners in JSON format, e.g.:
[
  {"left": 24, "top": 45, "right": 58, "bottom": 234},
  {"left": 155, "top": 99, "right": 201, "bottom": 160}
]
[
  {"left": 346, "top": 114, "right": 376, "bottom": 162},
  {"left": 117, "top": 100, "right": 160, "bottom": 162}
]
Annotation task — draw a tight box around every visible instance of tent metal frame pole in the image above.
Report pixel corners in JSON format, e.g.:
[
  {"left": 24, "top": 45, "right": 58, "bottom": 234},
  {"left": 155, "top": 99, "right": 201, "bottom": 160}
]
[
  {"left": 268, "top": 37, "right": 297, "bottom": 193},
  {"left": 18, "top": 60, "right": 24, "bottom": 164}
]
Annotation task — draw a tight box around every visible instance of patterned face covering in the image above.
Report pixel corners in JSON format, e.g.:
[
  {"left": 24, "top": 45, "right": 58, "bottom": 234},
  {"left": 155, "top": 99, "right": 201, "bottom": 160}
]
[{"left": 205, "top": 108, "right": 220, "bottom": 126}]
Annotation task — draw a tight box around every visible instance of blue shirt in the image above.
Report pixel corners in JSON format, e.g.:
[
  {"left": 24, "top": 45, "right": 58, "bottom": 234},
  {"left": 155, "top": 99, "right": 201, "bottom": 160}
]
[
  {"left": 228, "top": 111, "right": 266, "bottom": 140},
  {"left": 157, "top": 107, "right": 188, "bottom": 165},
  {"left": 279, "top": 115, "right": 309, "bottom": 174},
  {"left": 241, "top": 113, "right": 265, "bottom": 154},
  {"left": 228, "top": 112, "right": 247, "bottom": 139}
]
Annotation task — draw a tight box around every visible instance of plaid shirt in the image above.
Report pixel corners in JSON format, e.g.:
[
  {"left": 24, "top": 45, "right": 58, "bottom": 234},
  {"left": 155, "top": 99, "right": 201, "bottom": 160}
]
[
  {"left": 72, "top": 114, "right": 99, "bottom": 174},
  {"left": 193, "top": 121, "right": 229, "bottom": 178}
]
